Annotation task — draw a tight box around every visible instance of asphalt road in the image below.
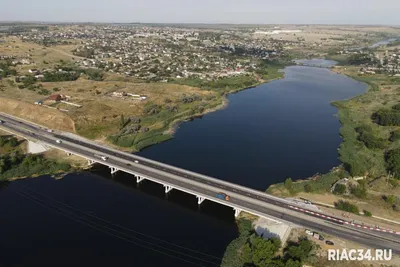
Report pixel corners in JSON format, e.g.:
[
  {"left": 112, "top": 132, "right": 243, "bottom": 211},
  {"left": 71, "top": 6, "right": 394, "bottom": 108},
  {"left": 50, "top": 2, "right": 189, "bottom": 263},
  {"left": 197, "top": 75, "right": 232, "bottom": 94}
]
[{"left": 1, "top": 113, "right": 400, "bottom": 254}]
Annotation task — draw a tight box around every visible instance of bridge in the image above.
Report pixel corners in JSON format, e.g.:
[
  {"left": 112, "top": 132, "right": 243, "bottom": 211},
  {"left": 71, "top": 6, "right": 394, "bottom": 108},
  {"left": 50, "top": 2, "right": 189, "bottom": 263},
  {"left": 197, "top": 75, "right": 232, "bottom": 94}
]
[{"left": 1, "top": 112, "right": 400, "bottom": 253}]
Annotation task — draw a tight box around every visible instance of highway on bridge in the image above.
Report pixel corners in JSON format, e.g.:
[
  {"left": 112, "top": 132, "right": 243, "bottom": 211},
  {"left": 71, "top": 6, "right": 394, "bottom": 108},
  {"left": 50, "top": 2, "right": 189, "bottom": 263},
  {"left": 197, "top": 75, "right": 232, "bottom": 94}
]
[{"left": 1, "top": 112, "right": 400, "bottom": 254}]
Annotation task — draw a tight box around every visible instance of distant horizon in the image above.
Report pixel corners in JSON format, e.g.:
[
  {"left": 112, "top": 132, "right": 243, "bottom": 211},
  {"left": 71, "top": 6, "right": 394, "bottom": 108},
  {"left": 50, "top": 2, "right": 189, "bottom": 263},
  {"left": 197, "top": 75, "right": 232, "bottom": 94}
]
[
  {"left": 2, "top": 0, "right": 399, "bottom": 25},
  {"left": 0, "top": 20, "right": 399, "bottom": 27}
]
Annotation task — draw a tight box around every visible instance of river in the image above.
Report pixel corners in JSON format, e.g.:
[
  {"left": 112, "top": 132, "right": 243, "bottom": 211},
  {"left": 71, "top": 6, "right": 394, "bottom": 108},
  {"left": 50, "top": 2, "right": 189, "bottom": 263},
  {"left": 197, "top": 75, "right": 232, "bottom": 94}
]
[{"left": 0, "top": 60, "right": 367, "bottom": 267}]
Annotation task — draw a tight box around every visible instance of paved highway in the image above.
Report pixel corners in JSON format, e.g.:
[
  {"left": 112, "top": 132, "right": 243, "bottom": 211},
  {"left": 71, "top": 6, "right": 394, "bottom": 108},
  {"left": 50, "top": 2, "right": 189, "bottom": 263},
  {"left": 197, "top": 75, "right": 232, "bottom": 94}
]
[{"left": 1, "top": 113, "right": 400, "bottom": 254}]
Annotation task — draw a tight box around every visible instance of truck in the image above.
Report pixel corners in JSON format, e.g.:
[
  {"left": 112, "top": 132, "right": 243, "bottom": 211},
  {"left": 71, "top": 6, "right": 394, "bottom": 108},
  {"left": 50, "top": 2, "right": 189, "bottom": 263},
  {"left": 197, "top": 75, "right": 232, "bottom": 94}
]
[{"left": 216, "top": 192, "right": 230, "bottom": 201}]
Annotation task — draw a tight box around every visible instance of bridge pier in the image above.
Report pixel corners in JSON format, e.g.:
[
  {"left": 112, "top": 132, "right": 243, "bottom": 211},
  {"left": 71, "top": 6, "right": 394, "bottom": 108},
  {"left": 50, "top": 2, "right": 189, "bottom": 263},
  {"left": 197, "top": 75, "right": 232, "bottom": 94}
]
[
  {"left": 197, "top": 196, "right": 205, "bottom": 205},
  {"left": 164, "top": 185, "right": 173, "bottom": 194},
  {"left": 109, "top": 167, "right": 119, "bottom": 175},
  {"left": 234, "top": 208, "right": 242, "bottom": 218},
  {"left": 136, "top": 176, "right": 145, "bottom": 183},
  {"left": 87, "top": 159, "right": 95, "bottom": 166}
]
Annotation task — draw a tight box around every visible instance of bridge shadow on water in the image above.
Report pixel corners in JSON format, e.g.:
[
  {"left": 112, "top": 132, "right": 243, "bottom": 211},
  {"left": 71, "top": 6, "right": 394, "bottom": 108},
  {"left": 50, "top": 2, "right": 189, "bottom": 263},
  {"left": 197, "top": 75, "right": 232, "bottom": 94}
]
[{"left": 89, "top": 164, "right": 237, "bottom": 223}]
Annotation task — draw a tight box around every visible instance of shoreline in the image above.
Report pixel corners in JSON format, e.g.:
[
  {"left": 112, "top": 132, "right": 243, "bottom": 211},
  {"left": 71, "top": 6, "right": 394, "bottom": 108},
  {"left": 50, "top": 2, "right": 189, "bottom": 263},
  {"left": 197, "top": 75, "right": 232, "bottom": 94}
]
[
  {"left": 151, "top": 75, "right": 286, "bottom": 150},
  {"left": 267, "top": 64, "right": 372, "bottom": 192}
]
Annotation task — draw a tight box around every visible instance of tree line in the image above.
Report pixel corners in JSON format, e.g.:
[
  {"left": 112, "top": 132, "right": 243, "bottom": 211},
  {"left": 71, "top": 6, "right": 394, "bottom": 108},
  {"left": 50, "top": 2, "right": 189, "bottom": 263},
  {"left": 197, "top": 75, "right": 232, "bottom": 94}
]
[{"left": 221, "top": 219, "right": 316, "bottom": 267}]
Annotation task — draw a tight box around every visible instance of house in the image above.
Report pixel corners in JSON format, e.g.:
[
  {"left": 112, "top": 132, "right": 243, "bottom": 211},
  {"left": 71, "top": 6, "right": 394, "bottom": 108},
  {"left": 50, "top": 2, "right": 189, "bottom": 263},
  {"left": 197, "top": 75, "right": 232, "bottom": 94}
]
[{"left": 47, "top": 94, "right": 62, "bottom": 102}]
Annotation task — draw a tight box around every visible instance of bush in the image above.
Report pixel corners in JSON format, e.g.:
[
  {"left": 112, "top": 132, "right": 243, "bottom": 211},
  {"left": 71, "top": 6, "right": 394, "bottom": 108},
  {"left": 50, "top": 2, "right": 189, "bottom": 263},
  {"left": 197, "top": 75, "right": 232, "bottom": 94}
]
[
  {"left": 334, "top": 200, "right": 359, "bottom": 214},
  {"left": 386, "top": 149, "right": 400, "bottom": 178},
  {"left": 144, "top": 103, "right": 162, "bottom": 115},
  {"left": 384, "top": 195, "right": 398, "bottom": 206},
  {"left": 350, "top": 184, "right": 367, "bottom": 199},
  {"left": 38, "top": 89, "right": 50, "bottom": 95},
  {"left": 363, "top": 210, "right": 372, "bottom": 217},
  {"left": 356, "top": 125, "right": 386, "bottom": 149},
  {"left": 0, "top": 136, "right": 19, "bottom": 147},
  {"left": 372, "top": 109, "right": 400, "bottom": 126},
  {"left": 0, "top": 153, "right": 71, "bottom": 179},
  {"left": 43, "top": 72, "right": 79, "bottom": 82},
  {"left": 82, "top": 68, "right": 104, "bottom": 81},
  {"left": 333, "top": 183, "right": 346, "bottom": 195},
  {"left": 304, "top": 183, "right": 313, "bottom": 192},
  {"left": 392, "top": 103, "right": 400, "bottom": 111}
]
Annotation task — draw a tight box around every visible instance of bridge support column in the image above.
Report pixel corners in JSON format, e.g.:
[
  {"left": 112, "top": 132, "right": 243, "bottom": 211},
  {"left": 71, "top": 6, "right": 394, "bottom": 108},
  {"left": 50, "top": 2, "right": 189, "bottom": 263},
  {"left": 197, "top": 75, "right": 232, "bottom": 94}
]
[
  {"left": 197, "top": 196, "right": 205, "bottom": 205},
  {"left": 164, "top": 185, "right": 173, "bottom": 194},
  {"left": 109, "top": 167, "right": 119, "bottom": 175},
  {"left": 234, "top": 208, "right": 242, "bottom": 218},
  {"left": 136, "top": 176, "right": 145, "bottom": 183},
  {"left": 87, "top": 159, "right": 95, "bottom": 166}
]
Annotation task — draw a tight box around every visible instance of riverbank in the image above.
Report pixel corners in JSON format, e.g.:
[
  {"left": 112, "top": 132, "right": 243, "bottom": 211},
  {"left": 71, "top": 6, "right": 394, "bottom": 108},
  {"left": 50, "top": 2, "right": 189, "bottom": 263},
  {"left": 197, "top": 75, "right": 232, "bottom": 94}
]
[
  {"left": 266, "top": 64, "right": 400, "bottom": 223},
  {"left": 106, "top": 66, "right": 285, "bottom": 152},
  {"left": 0, "top": 133, "right": 77, "bottom": 182}
]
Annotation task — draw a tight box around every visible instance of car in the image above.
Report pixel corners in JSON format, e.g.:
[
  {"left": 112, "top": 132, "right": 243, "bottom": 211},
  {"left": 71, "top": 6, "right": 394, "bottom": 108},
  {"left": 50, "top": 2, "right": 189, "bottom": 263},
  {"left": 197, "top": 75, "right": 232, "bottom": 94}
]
[
  {"left": 305, "top": 229, "right": 313, "bottom": 236},
  {"left": 134, "top": 160, "right": 139, "bottom": 164},
  {"left": 56, "top": 140, "right": 62, "bottom": 144},
  {"left": 101, "top": 156, "right": 109, "bottom": 161},
  {"left": 47, "top": 129, "right": 54, "bottom": 133},
  {"left": 325, "top": 240, "right": 334, "bottom": 245},
  {"left": 0, "top": 120, "right": 4, "bottom": 124},
  {"left": 126, "top": 163, "right": 132, "bottom": 166},
  {"left": 319, "top": 235, "right": 325, "bottom": 241}
]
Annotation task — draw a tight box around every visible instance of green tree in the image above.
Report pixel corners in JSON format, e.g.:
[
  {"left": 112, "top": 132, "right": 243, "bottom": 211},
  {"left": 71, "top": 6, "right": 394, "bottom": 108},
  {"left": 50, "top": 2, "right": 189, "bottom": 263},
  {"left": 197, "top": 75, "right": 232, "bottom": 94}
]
[
  {"left": 386, "top": 149, "right": 400, "bottom": 178},
  {"left": 0, "top": 136, "right": 6, "bottom": 146},
  {"left": 284, "top": 177, "right": 293, "bottom": 191},
  {"left": 304, "top": 183, "right": 313, "bottom": 193},
  {"left": 284, "top": 238, "right": 313, "bottom": 262},
  {"left": 240, "top": 243, "right": 253, "bottom": 265},
  {"left": 238, "top": 219, "right": 253, "bottom": 236},
  {"left": 8, "top": 137, "right": 18, "bottom": 147},
  {"left": 284, "top": 259, "right": 302, "bottom": 267},
  {"left": 250, "top": 236, "right": 280, "bottom": 266}
]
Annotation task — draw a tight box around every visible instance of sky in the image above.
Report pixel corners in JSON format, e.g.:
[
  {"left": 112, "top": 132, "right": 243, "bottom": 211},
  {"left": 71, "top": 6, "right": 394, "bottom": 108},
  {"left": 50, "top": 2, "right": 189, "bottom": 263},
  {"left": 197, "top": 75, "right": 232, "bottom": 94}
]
[{"left": 1, "top": 0, "right": 399, "bottom": 25}]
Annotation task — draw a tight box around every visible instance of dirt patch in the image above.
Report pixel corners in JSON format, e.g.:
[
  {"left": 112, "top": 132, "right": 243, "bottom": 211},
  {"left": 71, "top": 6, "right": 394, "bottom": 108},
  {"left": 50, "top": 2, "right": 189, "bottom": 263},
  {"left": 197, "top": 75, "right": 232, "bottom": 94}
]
[
  {"left": 0, "top": 97, "right": 75, "bottom": 132},
  {"left": 43, "top": 149, "right": 87, "bottom": 168}
]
